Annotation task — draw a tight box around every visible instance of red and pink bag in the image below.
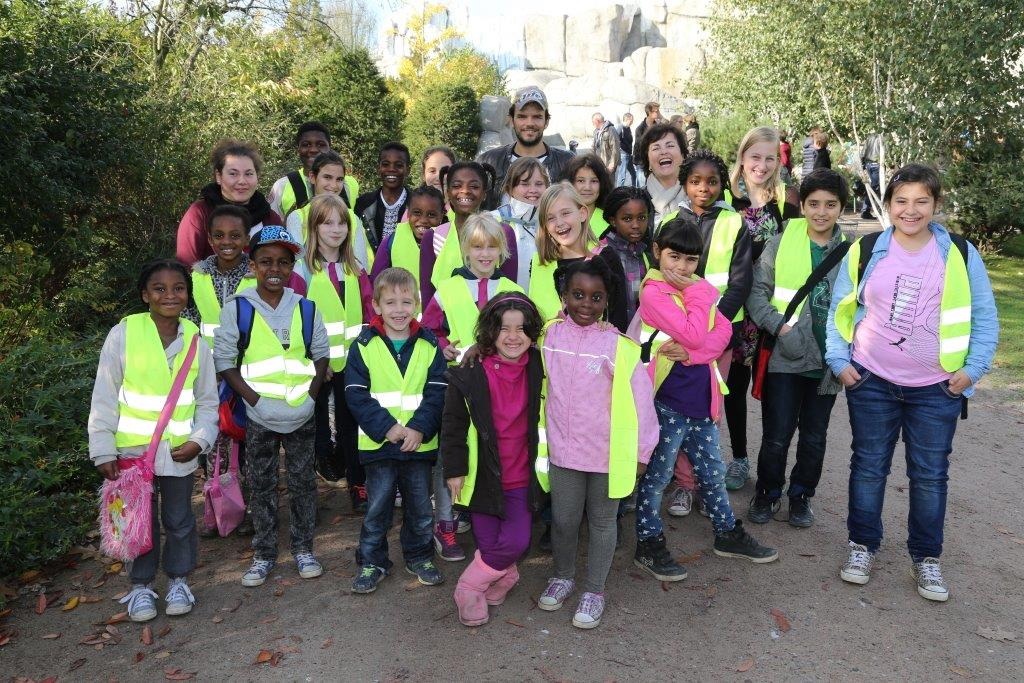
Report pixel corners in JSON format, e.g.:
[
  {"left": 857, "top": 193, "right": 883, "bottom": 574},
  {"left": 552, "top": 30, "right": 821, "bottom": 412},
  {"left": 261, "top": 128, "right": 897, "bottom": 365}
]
[
  {"left": 98, "top": 336, "right": 199, "bottom": 561},
  {"left": 202, "top": 440, "right": 246, "bottom": 536}
]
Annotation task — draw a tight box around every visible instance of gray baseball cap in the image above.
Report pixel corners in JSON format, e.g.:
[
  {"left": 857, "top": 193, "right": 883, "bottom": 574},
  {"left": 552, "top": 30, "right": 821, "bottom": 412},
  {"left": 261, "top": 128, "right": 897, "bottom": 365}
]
[{"left": 513, "top": 86, "right": 548, "bottom": 112}]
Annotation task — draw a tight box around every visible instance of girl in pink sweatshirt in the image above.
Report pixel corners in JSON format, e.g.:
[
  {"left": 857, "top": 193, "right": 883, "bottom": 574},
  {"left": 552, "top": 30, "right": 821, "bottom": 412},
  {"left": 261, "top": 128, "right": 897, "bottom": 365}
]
[
  {"left": 631, "top": 222, "right": 778, "bottom": 584},
  {"left": 536, "top": 258, "right": 658, "bottom": 630}
]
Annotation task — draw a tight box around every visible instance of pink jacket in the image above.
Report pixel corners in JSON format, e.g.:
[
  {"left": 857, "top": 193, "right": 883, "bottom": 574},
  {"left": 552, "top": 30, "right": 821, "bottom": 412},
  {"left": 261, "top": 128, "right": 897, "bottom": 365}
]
[
  {"left": 541, "top": 316, "right": 658, "bottom": 473},
  {"left": 632, "top": 275, "right": 732, "bottom": 419}
]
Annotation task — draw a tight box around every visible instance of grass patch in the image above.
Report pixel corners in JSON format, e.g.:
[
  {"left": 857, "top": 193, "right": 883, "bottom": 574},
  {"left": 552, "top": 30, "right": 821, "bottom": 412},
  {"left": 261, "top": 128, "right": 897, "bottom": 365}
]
[{"left": 986, "top": 253, "right": 1024, "bottom": 398}]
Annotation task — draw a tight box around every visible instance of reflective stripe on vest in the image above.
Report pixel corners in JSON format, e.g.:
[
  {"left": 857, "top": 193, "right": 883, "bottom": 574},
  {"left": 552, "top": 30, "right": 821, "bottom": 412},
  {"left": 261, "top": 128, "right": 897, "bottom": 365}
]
[
  {"left": 306, "top": 265, "right": 364, "bottom": 372},
  {"left": 239, "top": 304, "right": 315, "bottom": 406},
  {"left": 192, "top": 272, "right": 256, "bottom": 347},
  {"left": 833, "top": 235, "right": 972, "bottom": 372},
  {"left": 535, "top": 327, "right": 642, "bottom": 498},
  {"left": 356, "top": 335, "right": 439, "bottom": 452},
  {"left": 770, "top": 219, "right": 848, "bottom": 327},
  {"left": 436, "top": 275, "right": 524, "bottom": 352},
  {"left": 704, "top": 212, "right": 745, "bottom": 322},
  {"left": 115, "top": 314, "right": 200, "bottom": 448},
  {"left": 390, "top": 222, "right": 422, "bottom": 285},
  {"left": 527, "top": 254, "right": 562, "bottom": 322}
]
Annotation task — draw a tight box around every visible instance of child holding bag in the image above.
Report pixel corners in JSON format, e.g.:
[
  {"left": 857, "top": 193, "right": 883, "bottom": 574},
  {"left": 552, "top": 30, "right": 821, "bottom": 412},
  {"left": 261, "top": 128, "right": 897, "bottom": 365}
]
[{"left": 89, "top": 259, "right": 219, "bottom": 622}]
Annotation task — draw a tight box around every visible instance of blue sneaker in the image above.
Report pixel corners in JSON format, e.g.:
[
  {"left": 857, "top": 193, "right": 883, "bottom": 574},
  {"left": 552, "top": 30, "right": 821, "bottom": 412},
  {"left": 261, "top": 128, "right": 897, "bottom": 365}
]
[
  {"left": 406, "top": 559, "right": 444, "bottom": 586},
  {"left": 241, "top": 558, "right": 275, "bottom": 587},
  {"left": 120, "top": 584, "right": 158, "bottom": 622},
  {"left": 295, "top": 552, "right": 323, "bottom": 579},
  {"left": 352, "top": 565, "right": 387, "bottom": 594},
  {"left": 164, "top": 577, "right": 195, "bottom": 616}
]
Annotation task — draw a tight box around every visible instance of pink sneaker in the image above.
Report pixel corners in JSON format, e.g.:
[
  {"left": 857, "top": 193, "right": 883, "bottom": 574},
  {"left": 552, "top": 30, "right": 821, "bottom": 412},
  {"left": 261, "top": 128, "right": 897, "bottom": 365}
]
[
  {"left": 433, "top": 520, "right": 465, "bottom": 562},
  {"left": 537, "top": 578, "right": 574, "bottom": 611}
]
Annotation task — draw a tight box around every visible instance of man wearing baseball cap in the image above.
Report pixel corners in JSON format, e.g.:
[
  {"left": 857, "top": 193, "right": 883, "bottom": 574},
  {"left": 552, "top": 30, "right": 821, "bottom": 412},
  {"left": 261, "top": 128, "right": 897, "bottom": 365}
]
[{"left": 477, "top": 86, "right": 575, "bottom": 209}]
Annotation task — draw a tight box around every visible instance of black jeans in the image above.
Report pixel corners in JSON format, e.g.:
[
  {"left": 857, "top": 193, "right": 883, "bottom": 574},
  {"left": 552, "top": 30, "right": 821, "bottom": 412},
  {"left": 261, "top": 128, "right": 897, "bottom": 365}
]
[
  {"left": 754, "top": 372, "right": 838, "bottom": 500},
  {"left": 313, "top": 375, "right": 365, "bottom": 486},
  {"left": 723, "top": 360, "right": 751, "bottom": 460}
]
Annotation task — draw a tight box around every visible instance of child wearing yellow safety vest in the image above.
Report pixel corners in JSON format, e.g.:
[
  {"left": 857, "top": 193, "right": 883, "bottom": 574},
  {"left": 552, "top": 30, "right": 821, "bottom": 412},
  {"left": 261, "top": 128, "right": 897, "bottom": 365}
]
[
  {"left": 267, "top": 121, "right": 359, "bottom": 218},
  {"left": 440, "top": 294, "right": 547, "bottom": 627},
  {"left": 344, "top": 268, "right": 449, "bottom": 594},
  {"left": 370, "top": 185, "right": 447, "bottom": 303},
  {"left": 745, "top": 169, "right": 851, "bottom": 529},
  {"left": 89, "top": 259, "right": 219, "bottom": 622},
  {"left": 215, "top": 226, "right": 330, "bottom": 589},
  {"left": 536, "top": 258, "right": 658, "bottom": 630},
  {"left": 292, "top": 194, "right": 374, "bottom": 511},
  {"left": 632, "top": 222, "right": 778, "bottom": 585},
  {"left": 825, "top": 164, "right": 999, "bottom": 602}
]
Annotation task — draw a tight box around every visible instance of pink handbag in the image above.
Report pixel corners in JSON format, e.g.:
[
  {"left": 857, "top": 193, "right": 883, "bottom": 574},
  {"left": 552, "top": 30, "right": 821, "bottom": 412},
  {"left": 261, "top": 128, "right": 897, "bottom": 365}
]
[
  {"left": 99, "top": 335, "right": 200, "bottom": 561},
  {"left": 203, "top": 439, "right": 246, "bottom": 536}
]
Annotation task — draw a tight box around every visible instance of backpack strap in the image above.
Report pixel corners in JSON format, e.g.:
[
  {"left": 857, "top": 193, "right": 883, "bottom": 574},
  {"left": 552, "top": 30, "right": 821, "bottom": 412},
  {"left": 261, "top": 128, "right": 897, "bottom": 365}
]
[
  {"left": 287, "top": 170, "right": 309, "bottom": 211},
  {"left": 949, "top": 233, "right": 970, "bottom": 265},
  {"left": 235, "top": 297, "right": 256, "bottom": 367},
  {"left": 299, "top": 298, "right": 316, "bottom": 360},
  {"left": 639, "top": 327, "right": 660, "bottom": 364},
  {"left": 856, "top": 231, "right": 883, "bottom": 280}
]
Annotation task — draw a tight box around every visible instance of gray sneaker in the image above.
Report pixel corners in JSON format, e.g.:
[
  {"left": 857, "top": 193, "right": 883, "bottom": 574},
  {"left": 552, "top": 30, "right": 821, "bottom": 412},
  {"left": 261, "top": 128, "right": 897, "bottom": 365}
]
[
  {"left": 538, "top": 578, "right": 575, "bottom": 611},
  {"left": 912, "top": 558, "right": 949, "bottom": 602},
  {"left": 295, "top": 552, "right": 324, "bottom": 579},
  {"left": 840, "top": 542, "right": 874, "bottom": 585},
  {"left": 164, "top": 577, "right": 195, "bottom": 616},
  {"left": 120, "top": 584, "right": 158, "bottom": 622},
  {"left": 571, "top": 592, "right": 605, "bottom": 629},
  {"left": 724, "top": 458, "right": 750, "bottom": 490},
  {"left": 667, "top": 488, "right": 693, "bottom": 517},
  {"left": 241, "top": 558, "right": 275, "bottom": 587}
]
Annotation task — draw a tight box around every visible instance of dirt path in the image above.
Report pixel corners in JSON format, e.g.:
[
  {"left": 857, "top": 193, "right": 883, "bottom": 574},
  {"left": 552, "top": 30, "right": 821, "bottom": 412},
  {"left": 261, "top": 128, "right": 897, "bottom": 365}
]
[{"left": 3, "top": 386, "right": 1023, "bottom": 682}]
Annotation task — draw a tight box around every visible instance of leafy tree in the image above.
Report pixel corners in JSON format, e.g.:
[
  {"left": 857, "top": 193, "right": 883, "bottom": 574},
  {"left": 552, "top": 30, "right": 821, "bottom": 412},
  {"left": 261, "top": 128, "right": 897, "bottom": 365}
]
[
  {"left": 417, "top": 47, "right": 504, "bottom": 103},
  {"left": 405, "top": 82, "right": 482, "bottom": 182}
]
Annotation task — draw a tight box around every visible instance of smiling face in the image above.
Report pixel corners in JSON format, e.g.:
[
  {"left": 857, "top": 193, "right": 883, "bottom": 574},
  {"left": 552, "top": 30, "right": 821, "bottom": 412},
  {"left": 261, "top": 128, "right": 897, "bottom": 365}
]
[
  {"left": 408, "top": 194, "right": 445, "bottom": 241},
  {"left": 467, "top": 237, "right": 500, "bottom": 279},
  {"left": 511, "top": 168, "right": 546, "bottom": 205},
  {"left": 543, "top": 195, "right": 588, "bottom": 256},
  {"left": 653, "top": 244, "right": 700, "bottom": 282},
  {"left": 740, "top": 141, "right": 779, "bottom": 190},
  {"left": 317, "top": 208, "right": 349, "bottom": 252},
  {"left": 447, "top": 168, "right": 485, "bottom": 218},
  {"left": 313, "top": 163, "right": 346, "bottom": 196},
  {"left": 801, "top": 189, "right": 842, "bottom": 241},
  {"left": 563, "top": 272, "right": 607, "bottom": 327},
  {"left": 888, "top": 182, "right": 937, "bottom": 245},
  {"left": 647, "top": 132, "right": 683, "bottom": 184},
  {"left": 572, "top": 166, "right": 601, "bottom": 208},
  {"left": 142, "top": 268, "right": 189, "bottom": 321},
  {"left": 372, "top": 285, "right": 417, "bottom": 338},
  {"left": 378, "top": 150, "right": 409, "bottom": 191},
  {"left": 207, "top": 215, "right": 248, "bottom": 269},
  {"left": 512, "top": 102, "right": 548, "bottom": 147},
  {"left": 215, "top": 154, "right": 258, "bottom": 204},
  {"left": 297, "top": 131, "right": 330, "bottom": 170},
  {"left": 251, "top": 244, "right": 295, "bottom": 297},
  {"left": 610, "top": 198, "right": 649, "bottom": 244},
  {"left": 422, "top": 151, "right": 453, "bottom": 193},
  {"left": 685, "top": 161, "right": 722, "bottom": 213},
  {"left": 495, "top": 309, "right": 529, "bottom": 361}
]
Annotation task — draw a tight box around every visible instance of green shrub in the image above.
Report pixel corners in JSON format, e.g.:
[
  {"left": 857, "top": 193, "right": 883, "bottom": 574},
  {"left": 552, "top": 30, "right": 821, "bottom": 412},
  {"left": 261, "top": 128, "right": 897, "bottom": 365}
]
[
  {"left": 697, "top": 109, "right": 763, "bottom": 167},
  {"left": 404, "top": 82, "right": 481, "bottom": 184},
  {"left": 946, "top": 139, "right": 1024, "bottom": 250}
]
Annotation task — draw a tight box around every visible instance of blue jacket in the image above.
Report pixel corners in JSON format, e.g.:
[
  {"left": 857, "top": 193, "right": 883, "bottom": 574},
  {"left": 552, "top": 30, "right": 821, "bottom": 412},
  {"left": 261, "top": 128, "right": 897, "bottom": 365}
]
[
  {"left": 344, "top": 319, "right": 448, "bottom": 463},
  {"left": 824, "top": 223, "right": 999, "bottom": 397}
]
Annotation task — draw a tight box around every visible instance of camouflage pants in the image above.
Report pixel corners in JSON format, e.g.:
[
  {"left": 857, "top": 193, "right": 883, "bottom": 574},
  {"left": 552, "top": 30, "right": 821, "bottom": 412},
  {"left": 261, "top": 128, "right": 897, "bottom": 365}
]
[{"left": 245, "top": 417, "right": 317, "bottom": 562}]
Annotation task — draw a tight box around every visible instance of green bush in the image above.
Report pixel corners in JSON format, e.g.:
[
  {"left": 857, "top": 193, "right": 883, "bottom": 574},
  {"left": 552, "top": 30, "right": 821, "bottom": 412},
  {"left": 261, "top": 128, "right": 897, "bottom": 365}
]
[
  {"left": 404, "top": 82, "right": 482, "bottom": 183},
  {"left": 946, "top": 139, "right": 1024, "bottom": 250},
  {"left": 697, "top": 108, "right": 763, "bottom": 167}
]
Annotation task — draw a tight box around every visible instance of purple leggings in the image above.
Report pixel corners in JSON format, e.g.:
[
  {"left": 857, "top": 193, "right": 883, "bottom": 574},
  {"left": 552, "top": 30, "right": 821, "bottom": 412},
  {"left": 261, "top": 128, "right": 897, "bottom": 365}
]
[{"left": 469, "top": 487, "right": 531, "bottom": 570}]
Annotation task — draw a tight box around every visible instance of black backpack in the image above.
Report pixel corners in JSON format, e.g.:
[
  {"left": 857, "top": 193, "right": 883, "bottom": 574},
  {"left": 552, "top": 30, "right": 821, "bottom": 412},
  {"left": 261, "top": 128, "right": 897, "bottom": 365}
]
[{"left": 235, "top": 297, "right": 316, "bottom": 367}]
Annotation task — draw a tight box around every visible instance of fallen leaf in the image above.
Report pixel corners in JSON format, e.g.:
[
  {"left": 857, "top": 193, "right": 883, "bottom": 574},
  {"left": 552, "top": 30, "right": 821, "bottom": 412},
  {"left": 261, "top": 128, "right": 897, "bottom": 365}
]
[
  {"left": 330, "top": 515, "right": 343, "bottom": 525},
  {"left": 270, "top": 652, "right": 283, "bottom": 666},
  {"left": 0, "top": 607, "right": 11, "bottom": 619},
  {"left": 39, "top": 677, "right": 57, "bottom": 683},
  {"left": 258, "top": 615, "right": 278, "bottom": 624},
  {"left": 44, "top": 591, "right": 65, "bottom": 607},
  {"left": 995, "top": 526, "right": 1011, "bottom": 535},
  {"left": 36, "top": 593, "right": 47, "bottom": 614},
  {"left": 798, "top": 553, "right": 817, "bottom": 558},
  {"left": 157, "top": 625, "right": 172, "bottom": 638},
  {"left": 0, "top": 633, "right": 12, "bottom": 646},
  {"left": 736, "top": 657, "right": 755, "bottom": 672},
  {"left": 63, "top": 596, "right": 81, "bottom": 611},
  {"left": 678, "top": 552, "right": 703, "bottom": 564},
  {"left": 19, "top": 569, "right": 43, "bottom": 584},
  {"left": 79, "top": 595, "right": 102, "bottom": 604},
  {"left": 255, "top": 649, "right": 274, "bottom": 664},
  {"left": 976, "top": 626, "right": 1016, "bottom": 642},
  {"left": 705, "top": 585, "right": 718, "bottom": 599},
  {"left": 107, "top": 562, "right": 123, "bottom": 574},
  {"left": 505, "top": 619, "right": 525, "bottom": 628},
  {"left": 41, "top": 632, "right": 62, "bottom": 639},
  {"left": 111, "top": 590, "right": 128, "bottom": 601},
  {"left": 949, "top": 664, "right": 972, "bottom": 678},
  {"left": 660, "top": 581, "right": 670, "bottom": 592},
  {"left": 134, "top": 652, "right": 146, "bottom": 664},
  {"left": 90, "top": 576, "right": 109, "bottom": 589},
  {"left": 105, "top": 612, "right": 128, "bottom": 625},
  {"left": 211, "top": 615, "right": 223, "bottom": 624},
  {"left": 69, "top": 658, "right": 87, "bottom": 671},
  {"left": 165, "top": 671, "right": 195, "bottom": 681},
  {"left": 321, "top": 637, "right": 333, "bottom": 649},
  {"left": 154, "top": 650, "right": 171, "bottom": 659},
  {"left": 220, "top": 599, "right": 241, "bottom": 613},
  {"left": 105, "top": 624, "right": 120, "bottom": 636},
  {"left": 273, "top": 587, "right": 284, "bottom": 597},
  {"left": 141, "top": 625, "right": 152, "bottom": 645},
  {"left": 770, "top": 608, "right": 791, "bottom": 632}
]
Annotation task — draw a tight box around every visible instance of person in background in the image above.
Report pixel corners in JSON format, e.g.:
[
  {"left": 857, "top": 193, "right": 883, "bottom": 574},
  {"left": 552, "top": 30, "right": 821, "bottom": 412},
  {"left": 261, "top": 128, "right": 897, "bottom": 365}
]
[
  {"left": 268, "top": 122, "right": 358, "bottom": 218},
  {"left": 591, "top": 112, "right": 620, "bottom": 182},
  {"left": 779, "top": 130, "right": 793, "bottom": 186},
  {"left": 633, "top": 102, "right": 662, "bottom": 183},
  {"left": 813, "top": 131, "right": 832, "bottom": 170},
  {"left": 422, "top": 146, "right": 457, "bottom": 197},
  {"left": 616, "top": 113, "right": 636, "bottom": 188},
  {"left": 683, "top": 114, "right": 701, "bottom": 157},
  {"left": 355, "top": 142, "right": 413, "bottom": 252},
  {"left": 801, "top": 126, "right": 822, "bottom": 179},
  {"left": 860, "top": 134, "right": 881, "bottom": 219}
]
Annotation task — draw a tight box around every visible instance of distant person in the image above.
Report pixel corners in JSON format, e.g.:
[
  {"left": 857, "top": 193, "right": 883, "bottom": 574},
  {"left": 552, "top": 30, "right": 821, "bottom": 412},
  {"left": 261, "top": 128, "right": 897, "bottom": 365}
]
[
  {"left": 860, "top": 134, "right": 881, "bottom": 218},
  {"left": 268, "top": 122, "right": 359, "bottom": 217},
  {"left": 476, "top": 86, "right": 574, "bottom": 210},
  {"left": 591, "top": 112, "right": 620, "bottom": 179},
  {"left": 632, "top": 101, "right": 662, "bottom": 180},
  {"left": 616, "top": 112, "right": 636, "bottom": 187},
  {"left": 421, "top": 146, "right": 457, "bottom": 197},
  {"left": 801, "top": 126, "right": 822, "bottom": 178},
  {"left": 669, "top": 114, "right": 685, "bottom": 134},
  {"left": 355, "top": 142, "right": 413, "bottom": 251},
  {"left": 683, "top": 113, "right": 701, "bottom": 156},
  {"left": 779, "top": 130, "right": 793, "bottom": 185},
  {"left": 812, "top": 131, "right": 832, "bottom": 170}
]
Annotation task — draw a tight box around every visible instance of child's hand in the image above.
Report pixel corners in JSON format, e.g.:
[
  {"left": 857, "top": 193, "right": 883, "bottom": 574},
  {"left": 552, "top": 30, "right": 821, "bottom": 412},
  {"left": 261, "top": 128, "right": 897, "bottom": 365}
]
[
  {"left": 838, "top": 365, "right": 862, "bottom": 387},
  {"left": 97, "top": 461, "right": 119, "bottom": 481},
  {"left": 659, "top": 340, "right": 690, "bottom": 362},
  {"left": 458, "top": 344, "right": 481, "bottom": 368},
  {"left": 324, "top": 367, "right": 334, "bottom": 382},
  {"left": 400, "top": 428, "right": 424, "bottom": 452},
  {"left": 385, "top": 423, "right": 407, "bottom": 444},
  {"left": 244, "top": 390, "right": 260, "bottom": 407},
  {"left": 947, "top": 370, "right": 972, "bottom": 395},
  {"left": 777, "top": 324, "right": 793, "bottom": 336},
  {"left": 636, "top": 462, "right": 647, "bottom": 477},
  {"left": 170, "top": 441, "right": 202, "bottom": 463},
  {"left": 442, "top": 345, "right": 460, "bottom": 362},
  {"left": 661, "top": 269, "right": 697, "bottom": 290},
  {"left": 447, "top": 476, "right": 465, "bottom": 502}
]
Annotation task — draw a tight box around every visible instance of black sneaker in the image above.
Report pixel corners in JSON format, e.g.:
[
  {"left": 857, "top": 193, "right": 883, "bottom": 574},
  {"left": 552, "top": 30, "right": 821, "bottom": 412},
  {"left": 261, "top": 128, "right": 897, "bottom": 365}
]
[
  {"left": 747, "top": 494, "right": 780, "bottom": 524},
  {"left": 538, "top": 524, "right": 552, "bottom": 553},
  {"left": 634, "top": 535, "right": 688, "bottom": 581},
  {"left": 406, "top": 559, "right": 444, "bottom": 586},
  {"left": 713, "top": 520, "right": 779, "bottom": 563},
  {"left": 788, "top": 495, "right": 814, "bottom": 528}
]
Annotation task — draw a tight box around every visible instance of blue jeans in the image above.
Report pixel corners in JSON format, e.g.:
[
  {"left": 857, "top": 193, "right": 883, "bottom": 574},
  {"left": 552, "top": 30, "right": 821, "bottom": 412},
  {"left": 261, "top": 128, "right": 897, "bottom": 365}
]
[
  {"left": 845, "top": 363, "right": 963, "bottom": 560},
  {"left": 636, "top": 402, "right": 736, "bottom": 538},
  {"left": 357, "top": 459, "right": 435, "bottom": 570}
]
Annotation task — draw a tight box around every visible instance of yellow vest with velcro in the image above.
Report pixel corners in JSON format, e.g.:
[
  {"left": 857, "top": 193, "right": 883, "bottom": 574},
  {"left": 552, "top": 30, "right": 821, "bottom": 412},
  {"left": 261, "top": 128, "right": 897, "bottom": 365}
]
[
  {"left": 356, "top": 335, "right": 439, "bottom": 452},
  {"left": 306, "top": 266, "right": 364, "bottom": 372},
  {"left": 528, "top": 254, "right": 561, "bottom": 322},
  {"left": 535, "top": 326, "right": 641, "bottom": 498},
  {"left": 452, "top": 414, "right": 480, "bottom": 507},
  {"left": 238, "top": 304, "right": 316, "bottom": 406},
  {"left": 430, "top": 216, "right": 463, "bottom": 291},
  {"left": 771, "top": 220, "right": 848, "bottom": 327},
  {"left": 280, "top": 169, "right": 361, "bottom": 217},
  {"left": 115, "top": 314, "right": 200, "bottom": 448},
  {"left": 436, "top": 275, "right": 524, "bottom": 351},
  {"left": 390, "top": 222, "right": 422, "bottom": 285},
  {"left": 833, "top": 235, "right": 972, "bottom": 372},
  {"left": 704, "top": 211, "right": 745, "bottom": 322},
  {"left": 192, "top": 272, "right": 256, "bottom": 347}
]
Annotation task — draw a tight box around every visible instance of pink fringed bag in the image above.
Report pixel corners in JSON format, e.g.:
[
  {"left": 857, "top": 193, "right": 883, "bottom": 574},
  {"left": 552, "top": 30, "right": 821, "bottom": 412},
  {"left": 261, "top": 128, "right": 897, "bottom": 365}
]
[
  {"left": 202, "top": 439, "right": 245, "bottom": 536},
  {"left": 99, "top": 336, "right": 199, "bottom": 562}
]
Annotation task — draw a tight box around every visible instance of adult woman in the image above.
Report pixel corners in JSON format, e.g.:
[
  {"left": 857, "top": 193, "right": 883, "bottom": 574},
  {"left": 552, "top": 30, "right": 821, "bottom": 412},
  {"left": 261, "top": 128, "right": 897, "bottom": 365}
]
[
  {"left": 638, "top": 123, "right": 687, "bottom": 227},
  {"left": 176, "top": 139, "right": 283, "bottom": 265}
]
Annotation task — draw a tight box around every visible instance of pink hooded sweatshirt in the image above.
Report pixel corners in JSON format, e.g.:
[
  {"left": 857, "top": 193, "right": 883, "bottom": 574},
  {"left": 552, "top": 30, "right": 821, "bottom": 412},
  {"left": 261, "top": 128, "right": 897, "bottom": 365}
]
[
  {"left": 630, "top": 275, "right": 732, "bottom": 420},
  {"left": 541, "top": 316, "right": 658, "bottom": 473}
]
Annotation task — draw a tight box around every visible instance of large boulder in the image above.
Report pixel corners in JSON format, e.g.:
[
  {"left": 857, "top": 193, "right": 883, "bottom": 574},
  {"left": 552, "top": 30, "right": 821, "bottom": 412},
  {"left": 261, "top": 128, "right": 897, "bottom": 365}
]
[
  {"left": 476, "top": 131, "right": 504, "bottom": 157},
  {"left": 599, "top": 76, "right": 659, "bottom": 105},
  {"left": 564, "top": 5, "right": 634, "bottom": 76},
  {"left": 479, "top": 95, "right": 511, "bottom": 133},
  {"left": 524, "top": 15, "right": 566, "bottom": 72},
  {"left": 644, "top": 46, "right": 695, "bottom": 93},
  {"left": 503, "top": 68, "right": 564, "bottom": 95},
  {"left": 622, "top": 45, "right": 653, "bottom": 81}
]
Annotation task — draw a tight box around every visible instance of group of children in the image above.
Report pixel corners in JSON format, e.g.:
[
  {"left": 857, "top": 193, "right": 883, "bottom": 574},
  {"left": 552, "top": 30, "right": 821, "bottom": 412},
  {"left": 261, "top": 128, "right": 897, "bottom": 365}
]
[{"left": 89, "top": 117, "right": 998, "bottom": 630}]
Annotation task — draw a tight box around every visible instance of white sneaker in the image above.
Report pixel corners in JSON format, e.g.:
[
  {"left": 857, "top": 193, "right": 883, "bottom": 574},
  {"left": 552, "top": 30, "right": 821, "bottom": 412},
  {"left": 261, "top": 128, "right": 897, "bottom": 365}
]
[
  {"left": 164, "top": 577, "right": 195, "bottom": 616},
  {"left": 912, "top": 558, "right": 949, "bottom": 602},
  {"left": 120, "top": 584, "right": 158, "bottom": 622},
  {"left": 667, "top": 488, "right": 693, "bottom": 517},
  {"left": 839, "top": 542, "right": 874, "bottom": 585}
]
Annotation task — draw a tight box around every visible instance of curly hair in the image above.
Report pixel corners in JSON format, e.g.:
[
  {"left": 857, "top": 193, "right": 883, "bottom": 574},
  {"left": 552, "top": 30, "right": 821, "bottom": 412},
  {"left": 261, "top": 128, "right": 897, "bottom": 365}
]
[
  {"left": 137, "top": 258, "right": 192, "bottom": 307},
  {"left": 680, "top": 148, "right": 730, "bottom": 200},
  {"left": 474, "top": 292, "right": 544, "bottom": 355}
]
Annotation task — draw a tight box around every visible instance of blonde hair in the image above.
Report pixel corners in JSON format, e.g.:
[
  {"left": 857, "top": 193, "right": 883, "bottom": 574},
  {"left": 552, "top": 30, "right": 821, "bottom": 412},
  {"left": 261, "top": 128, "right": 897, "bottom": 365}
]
[
  {"left": 460, "top": 213, "right": 510, "bottom": 267},
  {"left": 372, "top": 267, "right": 419, "bottom": 304},
  {"left": 304, "top": 194, "right": 357, "bottom": 276},
  {"left": 536, "top": 182, "right": 596, "bottom": 265},
  {"left": 730, "top": 126, "right": 782, "bottom": 206}
]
